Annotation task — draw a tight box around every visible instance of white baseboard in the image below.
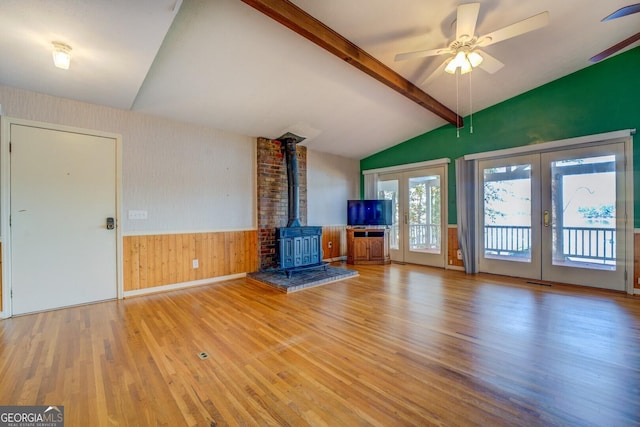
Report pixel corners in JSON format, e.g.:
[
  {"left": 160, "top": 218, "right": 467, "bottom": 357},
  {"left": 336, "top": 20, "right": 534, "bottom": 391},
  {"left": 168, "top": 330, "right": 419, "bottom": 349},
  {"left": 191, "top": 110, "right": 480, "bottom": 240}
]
[
  {"left": 123, "top": 273, "right": 246, "bottom": 298},
  {"left": 446, "top": 265, "right": 465, "bottom": 271}
]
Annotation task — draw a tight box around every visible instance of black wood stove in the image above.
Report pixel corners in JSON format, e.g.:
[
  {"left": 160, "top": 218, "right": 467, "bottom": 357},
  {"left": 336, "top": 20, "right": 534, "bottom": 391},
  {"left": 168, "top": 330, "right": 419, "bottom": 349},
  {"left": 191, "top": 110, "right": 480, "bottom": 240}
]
[{"left": 275, "top": 133, "right": 325, "bottom": 277}]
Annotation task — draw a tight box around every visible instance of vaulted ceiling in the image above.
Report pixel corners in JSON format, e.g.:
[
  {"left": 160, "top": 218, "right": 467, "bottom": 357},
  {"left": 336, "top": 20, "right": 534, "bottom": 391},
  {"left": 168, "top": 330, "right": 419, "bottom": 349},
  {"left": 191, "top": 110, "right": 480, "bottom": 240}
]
[{"left": 0, "top": 0, "right": 638, "bottom": 159}]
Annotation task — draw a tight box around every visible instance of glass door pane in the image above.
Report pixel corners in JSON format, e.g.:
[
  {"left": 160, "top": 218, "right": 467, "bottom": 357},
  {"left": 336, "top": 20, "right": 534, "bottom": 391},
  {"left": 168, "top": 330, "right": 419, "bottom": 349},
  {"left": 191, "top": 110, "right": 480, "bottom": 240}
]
[
  {"left": 408, "top": 175, "right": 441, "bottom": 254},
  {"left": 550, "top": 155, "right": 616, "bottom": 269},
  {"left": 483, "top": 164, "right": 532, "bottom": 262},
  {"left": 378, "top": 177, "right": 401, "bottom": 260}
]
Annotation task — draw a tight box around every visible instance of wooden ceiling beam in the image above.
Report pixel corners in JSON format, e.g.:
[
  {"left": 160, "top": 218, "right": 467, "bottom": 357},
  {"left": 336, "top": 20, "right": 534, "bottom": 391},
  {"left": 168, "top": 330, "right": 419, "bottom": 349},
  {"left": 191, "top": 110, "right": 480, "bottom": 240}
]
[{"left": 240, "top": 0, "right": 462, "bottom": 127}]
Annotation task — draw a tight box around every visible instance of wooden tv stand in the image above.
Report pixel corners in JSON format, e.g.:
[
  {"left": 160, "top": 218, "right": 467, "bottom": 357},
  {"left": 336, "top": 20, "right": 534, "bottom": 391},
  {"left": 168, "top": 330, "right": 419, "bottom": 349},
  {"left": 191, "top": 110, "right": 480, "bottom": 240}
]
[{"left": 346, "top": 227, "right": 390, "bottom": 265}]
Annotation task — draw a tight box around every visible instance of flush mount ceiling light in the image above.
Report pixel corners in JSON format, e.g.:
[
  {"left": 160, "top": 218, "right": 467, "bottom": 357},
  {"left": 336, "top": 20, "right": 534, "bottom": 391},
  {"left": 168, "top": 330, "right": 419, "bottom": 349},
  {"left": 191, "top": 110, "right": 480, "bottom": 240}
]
[{"left": 52, "top": 41, "right": 72, "bottom": 70}]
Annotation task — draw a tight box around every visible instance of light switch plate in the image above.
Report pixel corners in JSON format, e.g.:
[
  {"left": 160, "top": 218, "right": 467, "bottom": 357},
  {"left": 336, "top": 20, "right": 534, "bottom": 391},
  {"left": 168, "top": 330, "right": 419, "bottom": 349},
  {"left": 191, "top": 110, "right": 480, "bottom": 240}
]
[{"left": 128, "top": 210, "right": 148, "bottom": 220}]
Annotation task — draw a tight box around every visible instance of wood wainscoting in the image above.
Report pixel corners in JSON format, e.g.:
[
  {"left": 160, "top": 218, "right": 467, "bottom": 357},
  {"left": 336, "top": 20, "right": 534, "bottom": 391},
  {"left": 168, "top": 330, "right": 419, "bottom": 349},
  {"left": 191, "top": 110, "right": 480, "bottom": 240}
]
[
  {"left": 123, "top": 231, "right": 258, "bottom": 292},
  {"left": 447, "top": 225, "right": 464, "bottom": 269},
  {"left": 321, "top": 225, "right": 347, "bottom": 261},
  {"left": 123, "top": 227, "right": 345, "bottom": 294},
  {"left": 635, "top": 232, "right": 640, "bottom": 290}
]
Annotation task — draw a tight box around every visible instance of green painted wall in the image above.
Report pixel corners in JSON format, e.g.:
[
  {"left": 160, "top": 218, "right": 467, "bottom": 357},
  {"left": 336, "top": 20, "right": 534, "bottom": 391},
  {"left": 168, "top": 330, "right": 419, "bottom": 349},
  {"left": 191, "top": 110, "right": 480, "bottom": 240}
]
[{"left": 361, "top": 46, "right": 640, "bottom": 226}]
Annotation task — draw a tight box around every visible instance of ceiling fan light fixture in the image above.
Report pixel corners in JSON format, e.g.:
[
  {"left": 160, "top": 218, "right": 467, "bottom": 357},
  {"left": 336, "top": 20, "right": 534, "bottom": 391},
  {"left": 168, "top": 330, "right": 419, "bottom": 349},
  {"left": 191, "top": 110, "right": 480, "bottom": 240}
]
[
  {"left": 467, "top": 51, "right": 483, "bottom": 68},
  {"left": 444, "top": 58, "right": 457, "bottom": 74},
  {"left": 52, "top": 41, "right": 72, "bottom": 70},
  {"left": 445, "top": 50, "right": 478, "bottom": 74},
  {"left": 445, "top": 51, "right": 468, "bottom": 74},
  {"left": 452, "top": 51, "right": 467, "bottom": 67},
  {"left": 460, "top": 58, "right": 473, "bottom": 74}
]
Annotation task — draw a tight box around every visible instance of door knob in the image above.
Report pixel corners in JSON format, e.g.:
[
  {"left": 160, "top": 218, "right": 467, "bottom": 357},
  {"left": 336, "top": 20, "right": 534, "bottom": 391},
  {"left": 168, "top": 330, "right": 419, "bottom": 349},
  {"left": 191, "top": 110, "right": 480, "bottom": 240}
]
[
  {"left": 106, "top": 217, "right": 115, "bottom": 230},
  {"left": 543, "top": 210, "right": 550, "bottom": 227}
]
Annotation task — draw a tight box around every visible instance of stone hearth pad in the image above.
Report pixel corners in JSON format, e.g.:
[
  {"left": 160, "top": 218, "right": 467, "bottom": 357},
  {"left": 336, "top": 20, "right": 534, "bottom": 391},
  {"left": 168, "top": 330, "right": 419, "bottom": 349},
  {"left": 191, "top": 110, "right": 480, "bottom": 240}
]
[{"left": 247, "top": 266, "right": 358, "bottom": 293}]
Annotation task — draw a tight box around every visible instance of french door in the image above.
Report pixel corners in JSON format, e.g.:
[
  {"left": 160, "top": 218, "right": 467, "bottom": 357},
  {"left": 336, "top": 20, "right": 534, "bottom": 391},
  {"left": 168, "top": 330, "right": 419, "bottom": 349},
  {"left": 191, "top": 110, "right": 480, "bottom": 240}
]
[
  {"left": 478, "top": 143, "right": 627, "bottom": 290},
  {"left": 378, "top": 166, "right": 446, "bottom": 267}
]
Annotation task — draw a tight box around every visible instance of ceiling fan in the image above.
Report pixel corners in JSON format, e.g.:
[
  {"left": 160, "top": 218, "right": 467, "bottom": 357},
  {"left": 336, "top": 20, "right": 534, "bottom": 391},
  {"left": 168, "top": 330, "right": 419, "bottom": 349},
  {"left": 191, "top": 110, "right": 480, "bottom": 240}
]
[
  {"left": 394, "top": 3, "right": 549, "bottom": 84},
  {"left": 589, "top": 3, "right": 640, "bottom": 63}
]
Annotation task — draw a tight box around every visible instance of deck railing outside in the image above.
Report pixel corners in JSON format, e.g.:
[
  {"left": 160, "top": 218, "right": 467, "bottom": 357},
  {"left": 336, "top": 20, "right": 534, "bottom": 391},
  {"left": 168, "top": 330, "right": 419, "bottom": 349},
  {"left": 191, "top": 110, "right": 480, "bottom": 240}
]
[
  {"left": 561, "top": 226, "right": 616, "bottom": 262},
  {"left": 390, "top": 224, "right": 614, "bottom": 263},
  {"left": 484, "top": 225, "right": 532, "bottom": 256},
  {"left": 484, "top": 225, "right": 615, "bottom": 263},
  {"left": 409, "top": 224, "right": 441, "bottom": 250},
  {"left": 388, "top": 224, "right": 441, "bottom": 251}
]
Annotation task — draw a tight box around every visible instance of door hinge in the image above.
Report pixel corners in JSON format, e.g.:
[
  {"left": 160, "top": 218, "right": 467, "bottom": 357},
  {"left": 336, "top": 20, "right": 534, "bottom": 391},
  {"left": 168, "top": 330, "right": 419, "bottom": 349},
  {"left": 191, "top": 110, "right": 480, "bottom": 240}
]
[
  {"left": 9, "top": 142, "right": 11, "bottom": 153},
  {"left": 624, "top": 270, "right": 628, "bottom": 281}
]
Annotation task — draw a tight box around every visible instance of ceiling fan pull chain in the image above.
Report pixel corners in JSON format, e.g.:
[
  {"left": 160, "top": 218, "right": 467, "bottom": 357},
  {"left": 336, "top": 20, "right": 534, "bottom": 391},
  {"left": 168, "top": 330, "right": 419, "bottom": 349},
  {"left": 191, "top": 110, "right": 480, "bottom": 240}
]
[
  {"left": 469, "top": 71, "right": 473, "bottom": 134},
  {"left": 456, "top": 70, "right": 460, "bottom": 138}
]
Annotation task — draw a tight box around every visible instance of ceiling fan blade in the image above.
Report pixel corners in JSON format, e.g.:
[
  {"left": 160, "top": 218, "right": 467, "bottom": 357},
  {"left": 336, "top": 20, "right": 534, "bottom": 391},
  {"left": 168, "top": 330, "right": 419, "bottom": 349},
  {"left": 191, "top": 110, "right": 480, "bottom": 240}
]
[
  {"left": 589, "top": 31, "right": 640, "bottom": 62},
  {"left": 602, "top": 3, "right": 640, "bottom": 21},
  {"left": 479, "top": 11, "right": 550, "bottom": 47},
  {"left": 456, "top": 2, "right": 480, "bottom": 41},
  {"left": 475, "top": 50, "right": 504, "bottom": 73},
  {"left": 395, "top": 47, "right": 448, "bottom": 62},
  {"left": 422, "top": 60, "right": 449, "bottom": 86}
]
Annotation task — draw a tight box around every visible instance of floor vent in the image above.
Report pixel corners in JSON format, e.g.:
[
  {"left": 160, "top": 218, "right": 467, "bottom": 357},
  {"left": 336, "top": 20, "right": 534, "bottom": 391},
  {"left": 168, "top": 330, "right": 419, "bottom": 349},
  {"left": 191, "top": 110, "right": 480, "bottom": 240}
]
[
  {"left": 526, "top": 281, "right": 552, "bottom": 287},
  {"left": 198, "top": 352, "right": 209, "bottom": 360}
]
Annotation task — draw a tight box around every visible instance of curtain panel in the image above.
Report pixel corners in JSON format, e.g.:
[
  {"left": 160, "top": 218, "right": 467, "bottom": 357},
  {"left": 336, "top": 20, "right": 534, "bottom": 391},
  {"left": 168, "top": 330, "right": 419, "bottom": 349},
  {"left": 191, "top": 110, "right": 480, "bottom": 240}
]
[{"left": 455, "top": 157, "right": 478, "bottom": 273}]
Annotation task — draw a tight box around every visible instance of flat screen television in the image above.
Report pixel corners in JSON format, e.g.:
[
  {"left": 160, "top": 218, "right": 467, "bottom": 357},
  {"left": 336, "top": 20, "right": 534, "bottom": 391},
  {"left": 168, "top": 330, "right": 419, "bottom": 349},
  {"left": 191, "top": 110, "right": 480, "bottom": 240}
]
[{"left": 347, "top": 199, "right": 392, "bottom": 226}]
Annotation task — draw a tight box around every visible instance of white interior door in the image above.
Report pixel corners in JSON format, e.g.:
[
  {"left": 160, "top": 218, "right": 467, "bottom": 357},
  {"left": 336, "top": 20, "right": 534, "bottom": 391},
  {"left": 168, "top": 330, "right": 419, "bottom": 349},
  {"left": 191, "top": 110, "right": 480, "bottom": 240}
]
[
  {"left": 478, "top": 143, "right": 627, "bottom": 291},
  {"left": 11, "top": 124, "right": 117, "bottom": 315},
  {"left": 378, "top": 166, "right": 446, "bottom": 267}
]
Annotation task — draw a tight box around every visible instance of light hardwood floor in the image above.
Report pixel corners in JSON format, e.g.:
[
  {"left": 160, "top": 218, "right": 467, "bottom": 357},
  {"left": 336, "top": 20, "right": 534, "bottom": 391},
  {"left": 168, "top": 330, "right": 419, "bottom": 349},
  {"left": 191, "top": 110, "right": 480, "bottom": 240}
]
[{"left": 1, "top": 263, "right": 639, "bottom": 426}]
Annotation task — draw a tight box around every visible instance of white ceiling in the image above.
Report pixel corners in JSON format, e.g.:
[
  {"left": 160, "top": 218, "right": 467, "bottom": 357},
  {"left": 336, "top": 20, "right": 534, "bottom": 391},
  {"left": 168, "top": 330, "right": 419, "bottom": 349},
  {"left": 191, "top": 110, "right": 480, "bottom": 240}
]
[{"left": 1, "top": 0, "right": 638, "bottom": 159}]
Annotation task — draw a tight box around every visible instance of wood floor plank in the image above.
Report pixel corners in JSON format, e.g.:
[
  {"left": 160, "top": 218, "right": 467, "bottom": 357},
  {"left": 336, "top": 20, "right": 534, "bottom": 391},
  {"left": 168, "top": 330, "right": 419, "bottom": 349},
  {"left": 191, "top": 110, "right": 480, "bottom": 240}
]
[{"left": 1, "top": 263, "right": 639, "bottom": 426}]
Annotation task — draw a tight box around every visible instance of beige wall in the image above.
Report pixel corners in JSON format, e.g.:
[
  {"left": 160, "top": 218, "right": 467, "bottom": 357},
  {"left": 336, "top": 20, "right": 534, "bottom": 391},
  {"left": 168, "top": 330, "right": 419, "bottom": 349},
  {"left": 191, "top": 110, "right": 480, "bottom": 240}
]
[
  {"left": 0, "top": 85, "right": 255, "bottom": 234},
  {"left": 307, "top": 149, "right": 360, "bottom": 226}
]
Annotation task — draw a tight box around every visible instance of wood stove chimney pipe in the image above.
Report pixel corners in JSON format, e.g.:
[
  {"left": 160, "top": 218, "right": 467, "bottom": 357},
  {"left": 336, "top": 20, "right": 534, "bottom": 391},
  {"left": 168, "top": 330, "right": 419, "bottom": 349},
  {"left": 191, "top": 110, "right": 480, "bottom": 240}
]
[{"left": 277, "top": 133, "right": 306, "bottom": 228}]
